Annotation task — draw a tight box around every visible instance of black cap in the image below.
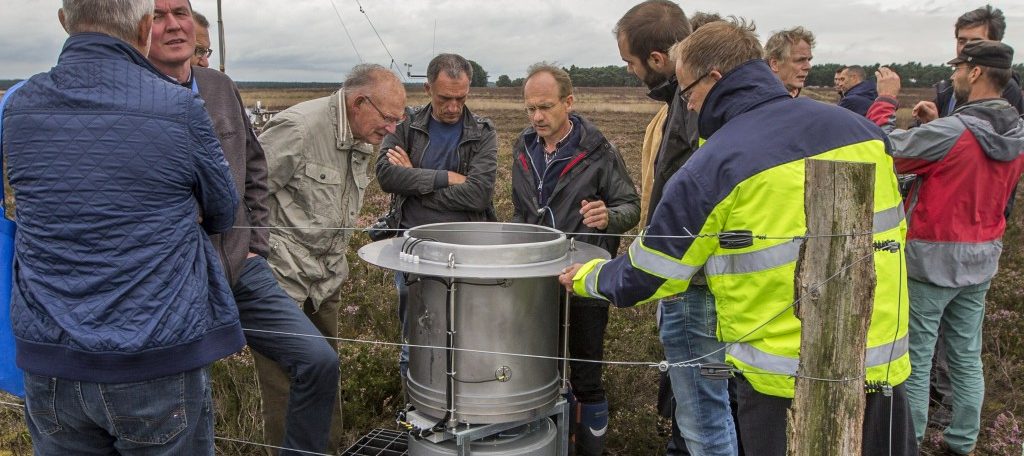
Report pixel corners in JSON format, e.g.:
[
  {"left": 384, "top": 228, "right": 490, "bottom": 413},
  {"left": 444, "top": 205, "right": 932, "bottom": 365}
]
[{"left": 947, "top": 40, "right": 1014, "bottom": 69}]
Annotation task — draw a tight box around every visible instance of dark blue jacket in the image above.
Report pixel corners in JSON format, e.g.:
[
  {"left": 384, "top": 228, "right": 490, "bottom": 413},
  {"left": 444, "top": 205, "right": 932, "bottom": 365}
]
[
  {"left": 2, "top": 33, "right": 244, "bottom": 383},
  {"left": 839, "top": 80, "right": 878, "bottom": 117}
]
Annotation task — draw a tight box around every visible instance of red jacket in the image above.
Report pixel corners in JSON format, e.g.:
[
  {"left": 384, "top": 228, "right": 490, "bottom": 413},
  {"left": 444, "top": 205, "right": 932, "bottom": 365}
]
[{"left": 868, "top": 97, "right": 1024, "bottom": 287}]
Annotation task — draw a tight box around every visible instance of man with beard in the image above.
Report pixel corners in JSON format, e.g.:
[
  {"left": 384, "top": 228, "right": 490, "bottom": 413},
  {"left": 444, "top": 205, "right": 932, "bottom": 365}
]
[
  {"left": 869, "top": 41, "right": 1024, "bottom": 456},
  {"left": 615, "top": 2, "right": 736, "bottom": 455},
  {"left": 565, "top": 18, "right": 915, "bottom": 456},
  {"left": 907, "top": 6, "right": 1022, "bottom": 429}
]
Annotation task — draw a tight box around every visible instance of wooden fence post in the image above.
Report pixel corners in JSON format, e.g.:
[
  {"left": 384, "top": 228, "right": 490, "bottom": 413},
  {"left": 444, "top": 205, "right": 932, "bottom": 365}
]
[{"left": 786, "top": 159, "right": 876, "bottom": 456}]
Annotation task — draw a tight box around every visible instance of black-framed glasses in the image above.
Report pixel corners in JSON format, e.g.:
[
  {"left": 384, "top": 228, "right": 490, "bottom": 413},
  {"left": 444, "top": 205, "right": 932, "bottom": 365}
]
[
  {"left": 679, "top": 71, "right": 711, "bottom": 102},
  {"left": 194, "top": 46, "right": 213, "bottom": 58},
  {"left": 364, "top": 96, "right": 406, "bottom": 126}
]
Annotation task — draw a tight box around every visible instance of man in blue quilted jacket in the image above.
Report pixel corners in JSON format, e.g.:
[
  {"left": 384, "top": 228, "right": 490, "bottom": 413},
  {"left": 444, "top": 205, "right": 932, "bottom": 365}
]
[{"left": 1, "top": 1, "right": 243, "bottom": 454}]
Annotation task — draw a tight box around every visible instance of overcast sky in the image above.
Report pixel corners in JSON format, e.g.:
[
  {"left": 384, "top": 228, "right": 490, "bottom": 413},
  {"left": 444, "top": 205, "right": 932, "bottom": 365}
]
[{"left": 2, "top": 0, "right": 1022, "bottom": 82}]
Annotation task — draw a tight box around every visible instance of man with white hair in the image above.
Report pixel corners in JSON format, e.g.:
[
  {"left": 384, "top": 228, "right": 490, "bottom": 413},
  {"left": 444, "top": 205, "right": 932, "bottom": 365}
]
[{"left": 3, "top": 0, "right": 242, "bottom": 454}]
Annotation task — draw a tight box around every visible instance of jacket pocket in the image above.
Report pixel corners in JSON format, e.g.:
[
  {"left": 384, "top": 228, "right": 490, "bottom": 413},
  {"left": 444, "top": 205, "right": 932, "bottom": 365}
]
[
  {"left": 24, "top": 375, "right": 62, "bottom": 436},
  {"left": 101, "top": 372, "right": 188, "bottom": 445},
  {"left": 300, "top": 163, "right": 344, "bottom": 220}
]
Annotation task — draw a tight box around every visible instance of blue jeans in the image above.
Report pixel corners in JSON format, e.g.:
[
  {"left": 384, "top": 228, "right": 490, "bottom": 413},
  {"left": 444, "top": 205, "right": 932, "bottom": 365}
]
[
  {"left": 23, "top": 367, "right": 213, "bottom": 456},
  {"left": 234, "top": 256, "right": 339, "bottom": 455},
  {"left": 659, "top": 285, "right": 737, "bottom": 456},
  {"left": 906, "top": 278, "right": 989, "bottom": 454}
]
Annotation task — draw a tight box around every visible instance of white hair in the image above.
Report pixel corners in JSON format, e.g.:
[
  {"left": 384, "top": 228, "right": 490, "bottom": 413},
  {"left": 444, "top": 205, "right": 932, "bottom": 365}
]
[{"left": 61, "top": 0, "right": 155, "bottom": 44}]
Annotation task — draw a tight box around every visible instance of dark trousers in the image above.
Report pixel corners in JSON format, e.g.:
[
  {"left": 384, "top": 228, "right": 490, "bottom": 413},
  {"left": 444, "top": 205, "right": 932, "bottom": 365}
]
[
  {"left": 253, "top": 298, "right": 345, "bottom": 455},
  {"left": 733, "top": 375, "right": 917, "bottom": 456},
  {"left": 233, "top": 257, "right": 340, "bottom": 456},
  {"left": 568, "top": 299, "right": 609, "bottom": 403}
]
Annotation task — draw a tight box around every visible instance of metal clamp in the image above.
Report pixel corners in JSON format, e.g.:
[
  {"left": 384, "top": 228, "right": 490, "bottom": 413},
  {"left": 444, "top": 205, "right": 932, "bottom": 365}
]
[{"left": 699, "top": 362, "right": 735, "bottom": 379}]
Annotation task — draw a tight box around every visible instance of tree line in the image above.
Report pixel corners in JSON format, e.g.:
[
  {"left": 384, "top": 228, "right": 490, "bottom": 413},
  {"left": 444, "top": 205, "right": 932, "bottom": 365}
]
[
  {"left": 809, "top": 62, "right": 1024, "bottom": 88},
  {"left": 496, "top": 65, "right": 643, "bottom": 88},
  {"left": 5, "top": 62, "right": 1023, "bottom": 91},
  {"left": 493, "top": 62, "right": 1024, "bottom": 89}
]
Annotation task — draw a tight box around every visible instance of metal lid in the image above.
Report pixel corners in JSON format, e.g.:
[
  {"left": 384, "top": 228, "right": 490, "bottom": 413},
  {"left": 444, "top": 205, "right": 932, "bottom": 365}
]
[{"left": 358, "top": 222, "right": 610, "bottom": 279}]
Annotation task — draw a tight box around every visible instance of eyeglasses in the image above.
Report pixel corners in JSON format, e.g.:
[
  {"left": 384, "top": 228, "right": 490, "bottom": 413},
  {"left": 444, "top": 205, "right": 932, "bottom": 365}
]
[
  {"left": 194, "top": 46, "right": 213, "bottom": 58},
  {"left": 679, "top": 71, "right": 711, "bottom": 102},
  {"left": 364, "top": 96, "right": 406, "bottom": 126}
]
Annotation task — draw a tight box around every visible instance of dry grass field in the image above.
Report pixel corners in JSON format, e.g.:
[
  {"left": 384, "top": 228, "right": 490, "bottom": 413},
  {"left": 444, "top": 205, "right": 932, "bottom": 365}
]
[{"left": 1, "top": 86, "right": 1021, "bottom": 455}]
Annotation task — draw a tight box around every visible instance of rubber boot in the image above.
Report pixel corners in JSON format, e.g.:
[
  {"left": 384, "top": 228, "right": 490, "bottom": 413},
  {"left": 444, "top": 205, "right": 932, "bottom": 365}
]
[
  {"left": 575, "top": 400, "right": 609, "bottom": 456},
  {"left": 565, "top": 391, "right": 578, "bottom": 455}
]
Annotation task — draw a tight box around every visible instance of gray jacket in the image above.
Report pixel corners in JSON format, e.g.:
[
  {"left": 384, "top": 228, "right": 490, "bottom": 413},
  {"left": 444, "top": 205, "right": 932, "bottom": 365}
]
[
  {"left": 260, "top": 89, "right": 373, "bottom": 307},
  {"left": 376, "top": 104, "right": 497, "bottom": 228},
  {"left": 195, "top": 66, "right": 270, "bottom": 286}
]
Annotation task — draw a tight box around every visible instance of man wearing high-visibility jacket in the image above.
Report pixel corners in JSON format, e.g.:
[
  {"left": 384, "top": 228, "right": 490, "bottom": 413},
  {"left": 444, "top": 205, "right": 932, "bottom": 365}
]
[{"left": 559, "top": 19, "right": 916, "bottom": 455}]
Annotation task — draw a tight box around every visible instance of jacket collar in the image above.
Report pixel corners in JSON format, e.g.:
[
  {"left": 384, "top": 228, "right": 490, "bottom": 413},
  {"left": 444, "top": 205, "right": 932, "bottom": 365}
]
[
  {"left": 329, "top": 88, "right": 360, "bottom": 149},
  {"left": 697, "top": 59, "right": 791, "bottom": 139},
  {"left": 520, "top": 113, "right": 608, "bottom": 156},
  {"left": 647, "top": 76, "right": 679, "bottom": 104},
  {"left": 409, "top": 103, "right": 486, "bottom": 142},
  {"left": 59, "top": 33, "right": 174, "bottom": 85},
  {"left": 845, "top": 80, "right": 877, "bottom": 97}
]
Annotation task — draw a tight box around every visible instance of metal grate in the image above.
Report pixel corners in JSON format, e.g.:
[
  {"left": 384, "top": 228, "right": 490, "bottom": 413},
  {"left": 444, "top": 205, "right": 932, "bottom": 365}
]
[{"left": 341, "top": 428, "right": 409, "bottom": 456}]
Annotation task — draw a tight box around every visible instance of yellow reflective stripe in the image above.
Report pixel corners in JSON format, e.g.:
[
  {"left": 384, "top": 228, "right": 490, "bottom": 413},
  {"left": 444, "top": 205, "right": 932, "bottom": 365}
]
[
  {"left": 706, "top": 203, "right": 904, "bottom": 277},
  {"left": 727, "top": 335, "right": 909, "bottom": 375},
  {"left": 628, "top": 238, "right": 700, "bottom": 281}
]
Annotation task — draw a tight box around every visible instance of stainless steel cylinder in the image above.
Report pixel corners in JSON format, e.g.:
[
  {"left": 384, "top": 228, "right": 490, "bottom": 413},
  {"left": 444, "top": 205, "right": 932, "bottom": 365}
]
[{"left": 405, "top": 223, "right": 564, "bottom": 424}]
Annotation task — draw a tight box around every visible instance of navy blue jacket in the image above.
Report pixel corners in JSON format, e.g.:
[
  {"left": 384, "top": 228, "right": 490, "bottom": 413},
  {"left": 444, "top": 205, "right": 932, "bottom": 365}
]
[
  {"left": 839, "top": 80, "right": 878, "bottom": 117},
  {"left": 2, "top": 33, "right": 244, "bottom": 383}
]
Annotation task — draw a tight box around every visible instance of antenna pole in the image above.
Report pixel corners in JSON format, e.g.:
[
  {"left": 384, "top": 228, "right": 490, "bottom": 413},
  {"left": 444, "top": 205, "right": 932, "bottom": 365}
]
[{"left": 217, "top": 0, "right": 226, "bottom": 72}]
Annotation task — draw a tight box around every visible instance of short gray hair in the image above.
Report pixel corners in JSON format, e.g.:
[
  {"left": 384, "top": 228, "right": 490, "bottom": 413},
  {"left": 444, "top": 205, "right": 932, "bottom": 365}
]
[
  {"left": 764, "top": 26, "right": 815, "bottom": 63},
  {"left": 61, "top": 0, "right": 154, "bottom": 44},
  {"left": 344, "top": 63, "right": 401, "bottom": 94},
  {"left": 426, "top": 53, "right": 472, "bottom": 84}
]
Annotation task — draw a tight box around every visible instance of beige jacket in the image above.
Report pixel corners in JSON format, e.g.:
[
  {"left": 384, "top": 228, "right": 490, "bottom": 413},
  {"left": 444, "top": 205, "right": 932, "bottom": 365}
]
[
  {"left": 640, "top": 104, "right": 669, "bottom": 224},
  {"left": 259, "top": 89, "right": 373, "bottom": 308}
]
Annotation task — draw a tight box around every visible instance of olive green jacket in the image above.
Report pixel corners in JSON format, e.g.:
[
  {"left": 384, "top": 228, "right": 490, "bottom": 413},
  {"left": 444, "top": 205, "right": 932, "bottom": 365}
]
[{"left": 259, "top": 89, "right": 373, "bottom": 307}]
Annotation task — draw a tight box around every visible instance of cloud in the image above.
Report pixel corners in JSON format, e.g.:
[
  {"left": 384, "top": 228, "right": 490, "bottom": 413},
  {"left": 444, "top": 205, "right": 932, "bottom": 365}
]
[{"left": 3, "top": 0, "right": 1022, "bottom": 82}]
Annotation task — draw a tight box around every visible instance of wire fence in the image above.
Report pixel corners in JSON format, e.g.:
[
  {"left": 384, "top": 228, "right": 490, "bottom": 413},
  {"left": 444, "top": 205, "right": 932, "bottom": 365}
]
[{"left": 0, "top": 225, "right": 907, "bottom": 455}]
